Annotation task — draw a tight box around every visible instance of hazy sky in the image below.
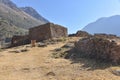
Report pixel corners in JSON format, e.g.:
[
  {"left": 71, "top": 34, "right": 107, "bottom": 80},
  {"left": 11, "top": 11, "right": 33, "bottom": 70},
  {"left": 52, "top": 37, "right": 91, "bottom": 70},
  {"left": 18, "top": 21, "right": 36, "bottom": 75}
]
[{"left": 12, "top": 0, "right": 120, "bottom": 33}]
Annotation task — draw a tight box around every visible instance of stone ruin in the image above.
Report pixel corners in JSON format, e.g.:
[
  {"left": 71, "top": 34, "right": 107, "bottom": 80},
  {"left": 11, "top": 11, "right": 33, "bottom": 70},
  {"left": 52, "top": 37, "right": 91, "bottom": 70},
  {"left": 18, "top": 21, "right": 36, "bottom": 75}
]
[
  {"left": 11, "top": 35, "right": 30, "bottom": 47},
  {"left": 69, "top": 30, "right": 91, "bottom": 37},
  {"left": 74, "top": 36, "right": 120, "bottom": 64},
  {"left": 29, "top": 23, "right": 67, "bottom": 42},
  {"left": 76, "top": 31, "right": 91, "bottom": 37},
  {"left": 94, "top": 33, "right": 119, "bottom": 39},
  {"left": 11, "top": 23, "right": 68, "bottom": 47}
]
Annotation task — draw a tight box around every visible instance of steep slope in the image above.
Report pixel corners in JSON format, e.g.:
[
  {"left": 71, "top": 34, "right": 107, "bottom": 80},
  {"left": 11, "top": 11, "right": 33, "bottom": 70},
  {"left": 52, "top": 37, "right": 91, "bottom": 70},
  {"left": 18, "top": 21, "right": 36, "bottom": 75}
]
[
  {"left": 0, "top": 19, "right": 27, "bottom": 38},
  {"left": 0, "top": 2, "right": 44, "bottom": 29},
  {"left": 20, "top": 7, "right": 49, "bottom": 23},
  {"left": 0, "top": 0, "right": 48, "bottom": 38},
  {"left": 82, "top": 15, "right": 120, "bottom": 36},
  {"left": 0, "top": 0, "right": 20, "bottom": 11}
]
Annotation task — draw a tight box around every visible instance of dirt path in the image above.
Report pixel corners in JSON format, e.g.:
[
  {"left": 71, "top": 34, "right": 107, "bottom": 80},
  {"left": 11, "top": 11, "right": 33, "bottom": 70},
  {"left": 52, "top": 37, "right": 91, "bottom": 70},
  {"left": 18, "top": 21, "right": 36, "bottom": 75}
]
[{"left": 0, "top": 41, "right": 120, "bottom": 80}]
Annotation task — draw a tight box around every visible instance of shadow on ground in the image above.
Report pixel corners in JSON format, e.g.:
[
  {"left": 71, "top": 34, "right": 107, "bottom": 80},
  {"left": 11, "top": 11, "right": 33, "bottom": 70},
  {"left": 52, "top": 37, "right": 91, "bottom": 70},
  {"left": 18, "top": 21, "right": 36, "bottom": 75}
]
[
  {"left": 65, "top": 48, "right": 120, "bottom": 71},
  {"left": 50, "top": 41, "right": 120, "bottom": 71}
]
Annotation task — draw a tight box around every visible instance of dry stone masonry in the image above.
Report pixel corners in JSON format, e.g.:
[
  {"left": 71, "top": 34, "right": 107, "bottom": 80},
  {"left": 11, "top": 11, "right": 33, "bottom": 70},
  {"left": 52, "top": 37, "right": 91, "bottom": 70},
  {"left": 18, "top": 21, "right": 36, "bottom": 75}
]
[
  {"left": 29, "top": 23, "right": 68, "bottom": 42},
  {"left": 11, "top": 23, "right": 68, "bottom": 47},
  {"left": 74, "top": 36, "right": 120, "bottom": 64}
]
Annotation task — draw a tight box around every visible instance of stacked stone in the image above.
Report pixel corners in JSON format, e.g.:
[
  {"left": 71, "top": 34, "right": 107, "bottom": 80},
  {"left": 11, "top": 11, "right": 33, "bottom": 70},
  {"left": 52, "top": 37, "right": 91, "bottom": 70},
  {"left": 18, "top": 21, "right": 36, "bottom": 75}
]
[
  {"left": 76, "top": 31, "right": 91, "bottom": 37},
  {"left": 75, "top": 37, "right": 120, "bottom": 64},
  {"left": 94, "top": 34, "right": 119, "bottom": 39}
]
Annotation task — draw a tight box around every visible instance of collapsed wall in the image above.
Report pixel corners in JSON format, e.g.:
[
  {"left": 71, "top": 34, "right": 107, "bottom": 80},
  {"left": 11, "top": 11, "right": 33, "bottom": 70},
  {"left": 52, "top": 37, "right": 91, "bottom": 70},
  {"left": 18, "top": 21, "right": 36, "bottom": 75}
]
[
  {"left": 74, "top": 37, "right": 120, "bottom": 64},
  {"left": 11, "top": 35, "right": 30, "bottom": 47},
  {"left": 68, "top": 30, "right": 91, "bottom": 37}
]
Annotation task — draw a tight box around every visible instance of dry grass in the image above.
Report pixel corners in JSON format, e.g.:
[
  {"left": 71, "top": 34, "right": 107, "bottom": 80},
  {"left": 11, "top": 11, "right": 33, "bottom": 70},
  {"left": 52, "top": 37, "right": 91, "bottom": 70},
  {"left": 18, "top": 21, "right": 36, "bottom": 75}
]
[{"left": 0, "top": 37, "right": 119, "bottom": 80}]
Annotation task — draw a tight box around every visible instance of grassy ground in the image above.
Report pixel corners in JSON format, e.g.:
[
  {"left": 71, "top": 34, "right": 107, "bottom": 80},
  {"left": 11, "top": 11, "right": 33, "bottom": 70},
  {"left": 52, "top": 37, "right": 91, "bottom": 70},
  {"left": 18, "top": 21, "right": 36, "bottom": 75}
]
[{"left": 0, "top": 37, "right": 119, "bottom": 80}]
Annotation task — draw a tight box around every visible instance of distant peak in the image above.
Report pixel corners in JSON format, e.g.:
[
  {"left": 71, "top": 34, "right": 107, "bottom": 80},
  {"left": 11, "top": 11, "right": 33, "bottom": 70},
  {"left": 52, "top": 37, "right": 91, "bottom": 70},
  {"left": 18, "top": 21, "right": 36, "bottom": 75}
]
[
  {"left": 21, "top": 6, "right": 35, "bottom": 10},
  {"left": 0, "top": 0, "right": 20, "bottom": 11},
  {"left": 20, "top": 7, "right": 37, "bottom": 13},
  {"left": 82, "top": 15, "right": 120, "bottom": 36},
  {"left": 21, "top": 7, "right": 49, "bottom": 22}
]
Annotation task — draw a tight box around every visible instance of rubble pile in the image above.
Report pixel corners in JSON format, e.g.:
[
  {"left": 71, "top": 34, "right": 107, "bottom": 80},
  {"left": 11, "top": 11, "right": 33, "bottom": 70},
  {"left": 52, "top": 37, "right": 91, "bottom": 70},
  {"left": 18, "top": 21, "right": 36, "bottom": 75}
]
[{"left": 74, "top": 37, "right": 120, "bottom": 64}]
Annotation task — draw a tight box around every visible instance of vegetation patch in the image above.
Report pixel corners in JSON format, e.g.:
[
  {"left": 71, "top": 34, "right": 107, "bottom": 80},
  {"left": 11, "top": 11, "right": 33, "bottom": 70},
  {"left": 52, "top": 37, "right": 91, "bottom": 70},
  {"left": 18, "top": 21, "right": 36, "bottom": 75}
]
[{"left": 51, "top": 43, "right": 74, "bottom": 59}]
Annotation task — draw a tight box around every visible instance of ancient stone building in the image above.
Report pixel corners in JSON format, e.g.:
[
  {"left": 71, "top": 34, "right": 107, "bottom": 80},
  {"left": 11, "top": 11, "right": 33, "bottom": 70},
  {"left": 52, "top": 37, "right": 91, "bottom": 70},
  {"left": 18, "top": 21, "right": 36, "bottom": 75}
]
[
  {"left": 29, "top": 23, "right": 68, "bottom": 42},
  {"left": 10, "top": 23, "right": 67, "bottom": 47}
]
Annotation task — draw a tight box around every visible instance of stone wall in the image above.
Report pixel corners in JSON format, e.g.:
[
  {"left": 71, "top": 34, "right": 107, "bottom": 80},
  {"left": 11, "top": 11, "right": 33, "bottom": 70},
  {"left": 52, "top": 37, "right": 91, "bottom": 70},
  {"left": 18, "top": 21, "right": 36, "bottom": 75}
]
[
  {"left": 11, "top": 35, "right": 30, "bottom": 47},
  {"left": 29, "top": 23, "right": 68, "bottom": 42},
  {"left": 94, "top": 34, "right": 119, "bottom": 39},
  {"left": 68, "top": 31, "right": 91, "bottom": 37},
  {"left": 74, "top": 36, "right": 120, "bottom": 64},
  {"left": 50, "top": 23, "right": 67, "bottom": 38},
  {"left": 29, "top": 23, "right": 51, "bottom": 41},
  {"left": 76, "top": 31, "right": 91, "bottom": 37},
  {"left": 68, "top": 34, "right": 76, "bottom": 37},
  {"left": 11, "top": 23, "right": 68, "bottom": 47}
]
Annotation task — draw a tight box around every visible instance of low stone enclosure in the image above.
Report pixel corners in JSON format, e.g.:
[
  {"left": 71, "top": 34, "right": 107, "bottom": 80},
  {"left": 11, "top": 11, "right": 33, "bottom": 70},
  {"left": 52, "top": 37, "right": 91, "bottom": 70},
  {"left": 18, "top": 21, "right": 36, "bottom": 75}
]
[
  {"left": 11, "top": 23, "right": 68, "bottom": 47},
  {"left": 68, "top": 31, "right": 120, "bottom": 40},
  {"left": 74, "top": 36, "right": 120, "bottom": 64},
  {"left": 68, "top": 30, "right": 92, "bottom": 37},
  {"left": 94, "top": 33, "right": 119, "bottom": 39},
  {"left": 11, "top": 35, "right": 30, "bottom": 47}
]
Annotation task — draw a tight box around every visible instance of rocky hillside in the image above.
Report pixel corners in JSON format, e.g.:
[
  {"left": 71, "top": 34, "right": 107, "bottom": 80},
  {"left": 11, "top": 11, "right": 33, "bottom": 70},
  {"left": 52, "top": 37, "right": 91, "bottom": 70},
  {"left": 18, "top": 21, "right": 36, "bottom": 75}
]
[
  {"left": 82, "top": 15, "right": 120, "bottom": 36},
  {"left": 0, "top": 19, "right": 27, "bottom": 38},
  {"left": 21, "top": 7, "right": 49, "bottom": 23},
  {"left": 0, "top": 0, "right": 20, "bottom": 11},
  {"left": 0, "top": 0, "right": 48, "bottom": 38}
]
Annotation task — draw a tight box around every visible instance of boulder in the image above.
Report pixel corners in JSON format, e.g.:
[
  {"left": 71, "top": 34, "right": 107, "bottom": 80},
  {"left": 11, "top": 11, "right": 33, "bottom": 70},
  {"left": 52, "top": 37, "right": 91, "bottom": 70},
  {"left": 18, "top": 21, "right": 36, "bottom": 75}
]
[{"left": 37, "top": 42, "right": 47, "bottom": 47}]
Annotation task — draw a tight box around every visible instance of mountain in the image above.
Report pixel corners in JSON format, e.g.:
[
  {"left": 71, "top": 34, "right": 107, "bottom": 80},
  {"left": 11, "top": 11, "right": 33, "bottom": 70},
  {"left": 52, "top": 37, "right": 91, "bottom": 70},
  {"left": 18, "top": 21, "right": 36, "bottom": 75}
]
[
  {"left": 0, "top": 0, "right": 20, "bottom": 11},
  {"left": 0, "top": 19, "right": 27, "bottom": 38},
  {"left": 20, "top": 7, "right": 49, "bottom": 22},
  {"left": 0, "top": 0, "right": 48, "bottom": 38},
  {"left": 82, "top": 15, "right": 120, "bottom": 36},
  {"left": 0, "top": 0, "right": 47, "bottom": 29}
]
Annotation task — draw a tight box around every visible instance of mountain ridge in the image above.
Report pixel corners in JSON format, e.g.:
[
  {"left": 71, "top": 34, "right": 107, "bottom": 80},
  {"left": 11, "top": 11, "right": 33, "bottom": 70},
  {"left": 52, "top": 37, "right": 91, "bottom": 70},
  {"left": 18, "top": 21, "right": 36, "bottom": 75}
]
[
  {"left": 82, "top": 15, "right": 120, "bottom": 36},
  {"left": 0, "top": 0, "right": 49, "bottom": 38},
  {"left": 0, "top": 0, "right": 20, "bottom": 11},
  {"left": 20, "top": 7, "right": 49, "bottom": 23}
]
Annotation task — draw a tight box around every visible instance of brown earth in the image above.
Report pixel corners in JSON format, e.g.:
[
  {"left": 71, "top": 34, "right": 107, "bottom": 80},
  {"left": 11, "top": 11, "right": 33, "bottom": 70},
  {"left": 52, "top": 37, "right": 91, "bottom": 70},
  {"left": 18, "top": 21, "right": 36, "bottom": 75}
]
[{"left": 0, "top": 37, "right": 119, "bottom": 80}]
